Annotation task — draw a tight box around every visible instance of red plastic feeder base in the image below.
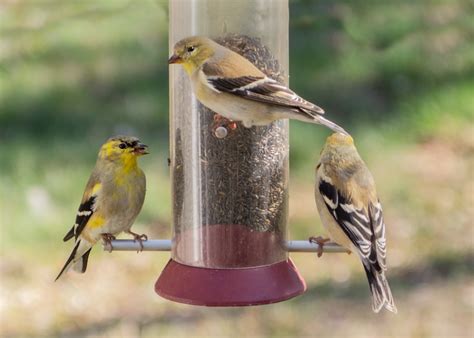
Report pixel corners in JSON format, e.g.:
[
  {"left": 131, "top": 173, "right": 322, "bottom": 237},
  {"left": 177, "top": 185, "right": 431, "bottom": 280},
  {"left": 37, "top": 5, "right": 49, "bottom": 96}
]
[{"left": 155, "top": 259, "right": 306, "bottom": 306}]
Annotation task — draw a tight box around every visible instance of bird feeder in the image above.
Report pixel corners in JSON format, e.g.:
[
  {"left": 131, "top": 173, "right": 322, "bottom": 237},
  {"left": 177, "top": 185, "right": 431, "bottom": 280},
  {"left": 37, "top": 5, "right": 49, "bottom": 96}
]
[{"left": 155, "top": 0, "right": 306, "bottom": 306}]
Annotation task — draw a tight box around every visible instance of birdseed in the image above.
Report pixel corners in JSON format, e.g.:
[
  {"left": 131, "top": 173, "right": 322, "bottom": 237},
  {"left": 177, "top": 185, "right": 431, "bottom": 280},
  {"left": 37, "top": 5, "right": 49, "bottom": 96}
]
[{"left": 172, "top": 34, "right": 289, "bottom": 266}]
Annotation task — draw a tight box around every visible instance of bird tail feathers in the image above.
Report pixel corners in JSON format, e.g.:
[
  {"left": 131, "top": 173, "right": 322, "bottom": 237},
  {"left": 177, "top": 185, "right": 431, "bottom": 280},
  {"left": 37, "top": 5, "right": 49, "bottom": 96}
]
[
  {"left": 293, "top": 109, "right": 348, "bottom": 135},
  {"left": 55, "top": 239, "right": 93, "bottom": 281},
  {"left": 311, "top": 115, "right": 348, "bottom": 135},
  {"left": 363, "top": 264, "right": 397, "bottom": 314},
  {"left": 72, "top": 248, "right": 92, "bottom": 273}
]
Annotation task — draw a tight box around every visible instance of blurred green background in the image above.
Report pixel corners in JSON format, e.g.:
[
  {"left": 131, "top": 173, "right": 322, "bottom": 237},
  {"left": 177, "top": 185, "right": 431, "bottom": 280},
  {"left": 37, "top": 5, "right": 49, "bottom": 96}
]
[{"left": 1, "top": 0, "right": 473, "bottom": 337}]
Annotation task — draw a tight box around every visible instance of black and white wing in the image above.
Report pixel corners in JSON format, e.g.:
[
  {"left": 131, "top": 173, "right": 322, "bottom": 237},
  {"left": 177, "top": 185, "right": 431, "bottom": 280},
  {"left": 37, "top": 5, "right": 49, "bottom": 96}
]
[
  {"left": 202, "top": 65, "right": 324, "bottom": 116},
  {"left": 201, "top": 63, "right": 348, "bottom": 134},
  {"left": 63, "top": 180, "right": 101, "bottom": 242},
  {"left": 318, "top": 179, "right": 386, "bottom": 271},
  {"left": 368, "top": 201, "right": 387, "bottom": 270}
]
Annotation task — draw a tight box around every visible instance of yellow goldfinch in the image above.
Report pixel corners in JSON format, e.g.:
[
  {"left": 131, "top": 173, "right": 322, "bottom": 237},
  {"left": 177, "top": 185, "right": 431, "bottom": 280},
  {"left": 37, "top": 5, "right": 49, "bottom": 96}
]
[
  {"left": 314, "top": 133, "right": 397, "bottom": 313},
  {"left": 169, "top": 36, "right": 347, "bottom": 134},
  {"left": 55, "top": 136, "right": 148, "bottom": 281}
]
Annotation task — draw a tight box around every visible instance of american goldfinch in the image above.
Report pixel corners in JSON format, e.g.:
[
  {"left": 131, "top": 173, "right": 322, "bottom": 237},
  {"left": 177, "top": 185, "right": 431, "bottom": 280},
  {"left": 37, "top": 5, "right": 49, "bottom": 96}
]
[
  {"left": 55, "top": 136, "right": 148, "bottom": 281},
  {"left": 314, "top": 133, "right": 397, "bottom": 313},
  {"left": 169, "top": 36, "right": 347, "bottom": 134}
]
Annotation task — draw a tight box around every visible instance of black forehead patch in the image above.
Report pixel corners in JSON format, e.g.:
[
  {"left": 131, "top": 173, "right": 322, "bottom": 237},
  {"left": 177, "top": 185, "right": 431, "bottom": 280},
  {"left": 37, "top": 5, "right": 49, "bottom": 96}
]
[{"left": 117, "top": 138, "right": 139, "bottom": 147}]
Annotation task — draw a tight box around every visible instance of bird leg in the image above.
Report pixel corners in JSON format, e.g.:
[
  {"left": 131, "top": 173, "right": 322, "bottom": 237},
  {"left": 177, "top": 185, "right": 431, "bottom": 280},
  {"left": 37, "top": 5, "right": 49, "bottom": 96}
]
[
  {"left": 309, "top": 236, "right": 331, "bottom": 258},
  {"left": 126, "top": 230, "right": 148, "bottom": 252},
  {"left": 101, "top": 233, "right": 116, "bottom": 253}
]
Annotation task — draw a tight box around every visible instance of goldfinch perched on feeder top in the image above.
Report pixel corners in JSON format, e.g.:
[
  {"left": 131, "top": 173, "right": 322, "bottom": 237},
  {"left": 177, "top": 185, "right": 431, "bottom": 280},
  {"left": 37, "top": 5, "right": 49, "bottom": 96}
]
[
  {"left": 314, "top": 133, "right": 397, "bottom": 313},
  {"left": 55, "top": 136, "right": 149, "bottom": 281},
  {"left": 169, "top": 36, "right": 347, "bottom": 134}
]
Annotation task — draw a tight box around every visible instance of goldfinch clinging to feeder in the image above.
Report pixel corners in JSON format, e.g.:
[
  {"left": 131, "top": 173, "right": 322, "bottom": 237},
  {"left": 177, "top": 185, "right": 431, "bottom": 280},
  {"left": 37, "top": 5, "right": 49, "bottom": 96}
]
[
  {"left": 55, "top": 136, "right": 149, "bottom": 281},
  {"left": 314, "top": 133, "right": 397, "bottom": 313},
  {"left": 168, "top": 36, "right": 347, "bottom": 134}
]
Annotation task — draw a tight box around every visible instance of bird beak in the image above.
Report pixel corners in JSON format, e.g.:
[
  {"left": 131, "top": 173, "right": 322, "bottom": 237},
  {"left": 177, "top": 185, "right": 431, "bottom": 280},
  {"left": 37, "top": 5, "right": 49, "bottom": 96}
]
[
  {"left": 168, "top": 53, "right": 182, "bottom": 64},
  {"left": 134, "top": 143, "right": 149, "bottom": 155}
]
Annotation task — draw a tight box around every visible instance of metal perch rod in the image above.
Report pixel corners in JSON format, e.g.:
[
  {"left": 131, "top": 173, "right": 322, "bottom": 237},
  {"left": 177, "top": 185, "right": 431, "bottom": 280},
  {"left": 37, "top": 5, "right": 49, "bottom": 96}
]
[{"left": 103, "top": 239, "right": 347, "bottom": 253}]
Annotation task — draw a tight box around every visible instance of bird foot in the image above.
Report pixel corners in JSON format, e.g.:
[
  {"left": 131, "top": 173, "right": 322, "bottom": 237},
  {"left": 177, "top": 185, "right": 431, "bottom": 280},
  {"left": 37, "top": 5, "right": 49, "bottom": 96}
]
[
  {"left": 101, "top": 233, "right": 116, "bottom": 253},
  {"left": 212, "top": 114, "right": 238, "bottom": 138},
  {"left": 126, "top": 230, "right": 148, "bottom": 252},
  {"left": 309, "top": 236, "right": 331, "bottom": 258}
]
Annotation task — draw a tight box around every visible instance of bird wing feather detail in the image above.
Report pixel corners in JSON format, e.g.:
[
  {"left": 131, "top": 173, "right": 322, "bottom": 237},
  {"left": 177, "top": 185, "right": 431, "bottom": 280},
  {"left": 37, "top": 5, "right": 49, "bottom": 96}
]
[
  {"left": 205, "top": 73, "right": 324, "bottom": 115},
  {"left": 63, "top": 182, "right": 101, "bottom": 242},
  {"left": 318, "top": 178, "right": 386, "bottom": 271},
  {"left": 369, "top": 201, "right": 387, "bottom": 270}
]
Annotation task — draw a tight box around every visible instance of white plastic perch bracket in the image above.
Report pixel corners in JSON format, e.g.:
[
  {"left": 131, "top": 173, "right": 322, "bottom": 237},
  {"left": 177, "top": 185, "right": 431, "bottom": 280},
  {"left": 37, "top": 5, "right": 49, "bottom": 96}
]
[{"left": 103, "top": 239, "right": 347, "bottom": 253}]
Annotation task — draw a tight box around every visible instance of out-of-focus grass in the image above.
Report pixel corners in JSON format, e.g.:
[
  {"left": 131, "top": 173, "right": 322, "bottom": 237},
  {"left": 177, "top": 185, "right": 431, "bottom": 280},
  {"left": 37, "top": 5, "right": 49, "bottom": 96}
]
[{"left": 1, "top": 0, "right": 473, "bottom": 337}]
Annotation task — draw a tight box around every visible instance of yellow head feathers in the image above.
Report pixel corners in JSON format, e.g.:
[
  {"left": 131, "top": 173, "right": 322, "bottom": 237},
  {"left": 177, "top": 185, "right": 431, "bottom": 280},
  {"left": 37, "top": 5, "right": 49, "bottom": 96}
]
[
  {"left": 98, "top": 136, "right": 149, "bottom": 163},
  {"left": 325, "top": 133, "right": 354, "bottom": 147},
  {"left": 318, "top": 132, "right": 357, "bottom": 166},
  {"left": 168, "top": 36, "right": 217, "bottom": 74}
]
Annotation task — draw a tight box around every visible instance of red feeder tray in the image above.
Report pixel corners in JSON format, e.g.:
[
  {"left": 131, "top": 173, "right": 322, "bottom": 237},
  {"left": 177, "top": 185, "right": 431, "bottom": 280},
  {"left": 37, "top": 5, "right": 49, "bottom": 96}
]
[
  {"left": 155, "top": 258, "right": 306, "bottom": 306},
  {"left": 155, "top": 224, "right": 306, "bottom": 306}
]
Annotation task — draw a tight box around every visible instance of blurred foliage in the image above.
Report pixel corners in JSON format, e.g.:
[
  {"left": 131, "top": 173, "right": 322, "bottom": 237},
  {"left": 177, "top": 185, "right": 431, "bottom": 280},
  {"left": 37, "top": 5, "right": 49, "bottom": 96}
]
[
  {"left": 0, "top": 0, "right": 473, "bottom": 337},
  {"left": 288, "top": 0, "right": 474, "bottom": 169},
  {"left": 0, "top": 0, "right": 169, "bottom": 142}
]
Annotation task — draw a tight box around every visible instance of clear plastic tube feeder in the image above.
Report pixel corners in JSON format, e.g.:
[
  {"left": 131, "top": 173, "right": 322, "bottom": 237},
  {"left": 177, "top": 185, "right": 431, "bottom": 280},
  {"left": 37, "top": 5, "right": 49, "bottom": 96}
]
[{"left": 155, "top": 0, "right": 306, "bottom": 306}]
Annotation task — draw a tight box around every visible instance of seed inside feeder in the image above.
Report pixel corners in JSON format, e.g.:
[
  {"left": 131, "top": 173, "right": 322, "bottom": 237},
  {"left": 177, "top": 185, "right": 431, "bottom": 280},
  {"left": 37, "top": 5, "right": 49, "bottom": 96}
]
[{"left": 172, "top": 34, "right": 289, "bottom": 267}]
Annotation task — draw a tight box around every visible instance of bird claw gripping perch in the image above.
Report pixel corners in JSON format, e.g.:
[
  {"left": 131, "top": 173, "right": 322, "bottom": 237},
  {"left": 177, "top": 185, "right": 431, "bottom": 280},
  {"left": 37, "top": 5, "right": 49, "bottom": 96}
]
[
  {"left": 101, "top": 233, "right": 117, "bottom": 253},
  {"left": 126, "top": 230, "right": 148, "bottom": 252},
  {"left": 308, "top": 236, "right": 331, "bottom": 258}
]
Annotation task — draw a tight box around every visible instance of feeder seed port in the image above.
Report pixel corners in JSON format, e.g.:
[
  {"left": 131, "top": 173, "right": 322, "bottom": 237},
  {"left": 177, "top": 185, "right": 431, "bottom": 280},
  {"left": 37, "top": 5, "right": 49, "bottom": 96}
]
[
  {"left": 214, "top": 126, "right": 228, "bottom": 139},
  {"left": 103, "top": 239, "right": 347, "bottom": 253}
]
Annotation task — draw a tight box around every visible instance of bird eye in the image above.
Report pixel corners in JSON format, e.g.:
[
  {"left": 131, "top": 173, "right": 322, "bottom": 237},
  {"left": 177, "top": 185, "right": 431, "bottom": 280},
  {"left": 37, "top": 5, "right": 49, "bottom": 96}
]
[
  {"left": 186, "top": 46, "right": 195, "bottom": 53},
  {"left": 119, "top": 143, "right": 126, "bottom": 149}
]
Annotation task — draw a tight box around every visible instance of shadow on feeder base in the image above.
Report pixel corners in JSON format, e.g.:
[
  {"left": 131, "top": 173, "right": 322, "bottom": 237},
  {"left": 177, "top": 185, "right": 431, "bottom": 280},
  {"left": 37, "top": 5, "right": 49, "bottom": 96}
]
[{"left": 155, "top": 259, "right": 306, "bottom": 306}]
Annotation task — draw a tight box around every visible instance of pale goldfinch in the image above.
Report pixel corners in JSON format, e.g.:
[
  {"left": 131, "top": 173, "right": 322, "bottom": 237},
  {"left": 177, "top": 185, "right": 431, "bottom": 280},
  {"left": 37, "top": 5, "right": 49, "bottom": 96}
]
[
  {"left": 314, "top": 133, "right": 397, "bottom": 313},
  {"left": 55, "top": 136, "right": 148, "bottom": 281},
  {"left": 169, "top": 36, "right": 347, "bottom": 134}
]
